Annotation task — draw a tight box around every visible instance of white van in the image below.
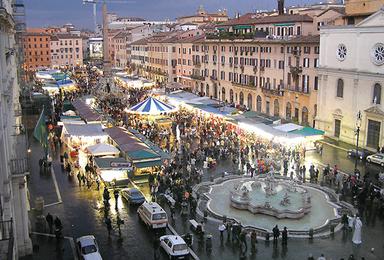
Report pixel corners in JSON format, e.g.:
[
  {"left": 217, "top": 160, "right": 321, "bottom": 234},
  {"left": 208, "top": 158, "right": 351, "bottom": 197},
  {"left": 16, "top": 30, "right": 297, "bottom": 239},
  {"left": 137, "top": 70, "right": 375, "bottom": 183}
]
[{"left": 137, "top": 202, "right": 168, "bottom": 229}]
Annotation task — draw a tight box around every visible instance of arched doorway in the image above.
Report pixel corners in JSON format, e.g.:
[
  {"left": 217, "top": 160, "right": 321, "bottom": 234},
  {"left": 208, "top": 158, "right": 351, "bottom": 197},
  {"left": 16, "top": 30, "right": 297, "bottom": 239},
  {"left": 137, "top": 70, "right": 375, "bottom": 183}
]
[
  {"left": 302, "top": 106, "right": 309, "bottom": 125},
  {"left": 239, "top": 92, "right": 244, "bottom": 106},
  {"left": 230, "top": 89, "right": 234, "bottom": 103},
  {"left": 274, "top": 99, "right": 279, "bottom": 117},
  {"left": 213, "top": 84, "right": 218, "bottom": 99},
  {"left": 205, "top": 84, "right": 210, "bottom": 97},
  {"left": 222, "top": 87, "right": 226, "bottom": 102},
  {"left": 247, "top": 93, "right": 253, "bottom": 110},
  {"left": 286, "top": 102, "right": 292, "bottom": 120},
  {"left": 256, "top": 95, "right": 262, "bottom": 112}
]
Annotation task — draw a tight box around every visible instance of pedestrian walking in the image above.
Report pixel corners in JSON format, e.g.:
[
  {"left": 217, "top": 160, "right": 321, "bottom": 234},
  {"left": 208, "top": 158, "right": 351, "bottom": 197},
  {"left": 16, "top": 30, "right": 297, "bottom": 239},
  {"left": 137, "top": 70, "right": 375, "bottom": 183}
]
[
  {"left": 218, "top": 223, "right": 226, "bottom": 240},
  {"left": 105, "top": 217, "right": 112, "bottom": 236},
  {"left": 282, "top": 226, "right": 288, "bottom": 245},
  {"left": 45, "top": 213, "right": 54, "bottom": 233},
  {"left": 77, "top": 172, "right": 82, "bottom": 186},
  {"left": 250, "top": 230, "right": 257, "bottom": 253},
  {"left": 114, "top": 189, "right": 119, "bottom": 208},
  {"left": 116, "top": 215, "right": 124, "bottom": 236}
]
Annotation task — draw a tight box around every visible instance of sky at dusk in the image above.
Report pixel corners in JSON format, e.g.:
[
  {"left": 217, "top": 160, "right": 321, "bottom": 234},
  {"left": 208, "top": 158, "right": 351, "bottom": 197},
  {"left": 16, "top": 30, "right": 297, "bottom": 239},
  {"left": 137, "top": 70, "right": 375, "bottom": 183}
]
[{"left": 25, "top": 0, "right": 321, "bottom": 30}]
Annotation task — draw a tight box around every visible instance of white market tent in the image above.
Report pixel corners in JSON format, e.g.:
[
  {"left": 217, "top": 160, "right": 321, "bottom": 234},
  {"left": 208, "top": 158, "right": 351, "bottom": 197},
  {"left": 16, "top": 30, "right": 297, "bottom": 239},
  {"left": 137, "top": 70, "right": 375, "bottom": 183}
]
[
  {"left": 273, "top": 123, "right": 303, "bottom": 133},
  {"left": 61, "top": 123, "right": 109, "bottom": 148},
  {"left": 126, "top": 97, "right": 177, "bottom": 115},
  {"left": 85, "top": 143, "right": 120, "bottom": 157}
]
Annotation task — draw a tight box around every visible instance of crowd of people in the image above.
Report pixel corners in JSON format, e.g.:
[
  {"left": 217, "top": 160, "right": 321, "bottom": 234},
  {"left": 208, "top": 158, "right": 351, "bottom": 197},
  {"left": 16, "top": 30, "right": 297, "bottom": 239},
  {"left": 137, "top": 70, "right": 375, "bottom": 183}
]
[{"left": 35, "top": 65, "right": 384, "bottom": 260}]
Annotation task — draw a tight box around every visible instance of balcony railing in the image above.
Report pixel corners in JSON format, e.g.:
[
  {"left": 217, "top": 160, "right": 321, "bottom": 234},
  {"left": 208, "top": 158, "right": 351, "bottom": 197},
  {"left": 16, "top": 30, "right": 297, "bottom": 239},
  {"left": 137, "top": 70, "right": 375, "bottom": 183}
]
[
  {"left": 0, "top": 218, "right": 14, "bottom": 260},
  {"left": 261, "top": 87, "right": 284, "bottom": 96},
  {"left": 10, "top": 158, "right": 28, "bottom": 175},
  {"left": 190, "top": 74, "right": 205, "bottom": 80},
  {"left": 210, "top": 75, "right": 217, "bottom": 81}
]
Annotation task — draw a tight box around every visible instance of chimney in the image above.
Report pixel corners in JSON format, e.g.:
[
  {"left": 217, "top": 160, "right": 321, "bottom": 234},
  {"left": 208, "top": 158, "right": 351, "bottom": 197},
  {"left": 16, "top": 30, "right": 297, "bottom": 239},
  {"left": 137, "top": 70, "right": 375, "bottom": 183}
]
[{"left": 278, "top": 0, "right": 284, "bottom": 15}]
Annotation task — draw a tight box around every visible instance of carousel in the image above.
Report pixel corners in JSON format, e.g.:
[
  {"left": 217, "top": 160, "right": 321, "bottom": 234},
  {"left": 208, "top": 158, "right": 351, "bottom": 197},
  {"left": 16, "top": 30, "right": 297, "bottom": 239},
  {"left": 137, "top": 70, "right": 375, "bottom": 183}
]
[{"left": 125, "top": 96, "right": 177, "bottom": 128}]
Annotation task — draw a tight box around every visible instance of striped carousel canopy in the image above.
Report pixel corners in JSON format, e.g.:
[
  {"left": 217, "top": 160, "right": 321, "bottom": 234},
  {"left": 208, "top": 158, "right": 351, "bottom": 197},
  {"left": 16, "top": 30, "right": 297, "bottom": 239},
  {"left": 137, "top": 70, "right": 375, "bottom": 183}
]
[{"left": 126, "top": 97, "right": 176, "bottom": 115}]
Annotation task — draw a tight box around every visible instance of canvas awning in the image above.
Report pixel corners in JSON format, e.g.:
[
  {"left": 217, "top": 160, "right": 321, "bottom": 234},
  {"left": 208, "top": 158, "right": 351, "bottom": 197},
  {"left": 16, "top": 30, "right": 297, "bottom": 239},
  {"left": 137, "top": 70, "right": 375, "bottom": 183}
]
[
  {"left": 62, "top": 123, "right": 107, "bottom": 137},
  {"left": 126, "top": 97, "right": 177, "bottom": 115},
  {"left": 72, "top": 99, "right": 103, "bottom": 122},
  {"left": 134, "top": 160, "right": 162, "bottom": 168},
  {"left": 85, "top": 143, "right": 120, "bottom": 156}
]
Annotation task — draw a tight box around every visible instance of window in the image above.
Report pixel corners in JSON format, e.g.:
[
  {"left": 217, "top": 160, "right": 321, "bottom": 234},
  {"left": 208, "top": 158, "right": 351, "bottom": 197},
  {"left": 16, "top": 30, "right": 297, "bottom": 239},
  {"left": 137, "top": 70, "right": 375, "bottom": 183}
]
[
  {"left": 274, "top": 99, "right": 279, "bottom": 117},
  {"left": 367, "top": 119, "right": 381, "bottom": 148},
  {"left": 336, "top": 44, "right": 347, "bottom": 61},
  {"left": 313, "top": 58, "right": 319, "bottom": 68},
  {"left": 314, "top": 76, "right": 319, "bottom": 90},
  {"left": 336, "top": 79, "right": 344, "bottom": 98},
  {"left": 373, "top": 83, "right": 382, "bottom": 104},
  {"left": 257, "top": 95, "right": 262, "bottom": 112},
  {"left": 302, "top": 107, "right": 309, "bottom": 125},
  {"left": 286, "top": 102, "right": 291, "bottom": 120},
  {"left": 303, "top": 58, "right": 309, "bottom": 68},
  {"left": 297, "top": 26, "right": 301, "bottom": 35}
]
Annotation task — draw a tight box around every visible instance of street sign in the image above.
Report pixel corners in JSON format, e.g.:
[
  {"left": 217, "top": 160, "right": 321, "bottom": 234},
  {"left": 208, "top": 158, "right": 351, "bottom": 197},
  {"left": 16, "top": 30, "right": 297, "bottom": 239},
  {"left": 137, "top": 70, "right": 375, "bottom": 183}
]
[{"left": 110, "top": 161, "right": 131, "bottom": 168}]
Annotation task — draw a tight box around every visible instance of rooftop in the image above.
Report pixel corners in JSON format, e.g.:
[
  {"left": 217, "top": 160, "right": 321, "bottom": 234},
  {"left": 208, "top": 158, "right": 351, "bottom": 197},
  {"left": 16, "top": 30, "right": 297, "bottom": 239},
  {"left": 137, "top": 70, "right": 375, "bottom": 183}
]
[{"left": 218, "top": 13, "right": 313, "bottom": 27}]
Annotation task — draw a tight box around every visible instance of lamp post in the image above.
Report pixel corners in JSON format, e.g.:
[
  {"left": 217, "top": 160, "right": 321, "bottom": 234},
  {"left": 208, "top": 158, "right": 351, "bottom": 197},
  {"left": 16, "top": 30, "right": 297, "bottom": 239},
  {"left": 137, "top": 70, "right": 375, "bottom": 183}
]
[{"left": 354, "top": 110, "right": 362, "bottom": 173}]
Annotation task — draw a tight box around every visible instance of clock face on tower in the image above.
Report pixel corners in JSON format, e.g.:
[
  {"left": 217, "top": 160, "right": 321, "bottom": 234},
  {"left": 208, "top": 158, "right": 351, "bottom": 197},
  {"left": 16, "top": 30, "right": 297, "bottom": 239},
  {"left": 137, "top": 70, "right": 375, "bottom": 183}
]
[
  {"left": 336, "top": 44, "right": 347, "bottom": 61},
  {"left": 371, "top": 43, "right": 384, "bottom": 66}
]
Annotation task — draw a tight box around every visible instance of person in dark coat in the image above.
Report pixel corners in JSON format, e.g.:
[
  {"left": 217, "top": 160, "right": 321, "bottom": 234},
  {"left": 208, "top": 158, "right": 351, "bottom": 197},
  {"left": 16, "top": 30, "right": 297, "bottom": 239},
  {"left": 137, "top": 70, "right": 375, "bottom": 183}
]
[
  {"left": 282, "top": 227, "right": 288, "bottom": 245},
  {"left": 272, "top": 225, "right": 280, "bottom": 242},
  {"left": 46, "top": 213, "right": 54, "bottom": 233}
]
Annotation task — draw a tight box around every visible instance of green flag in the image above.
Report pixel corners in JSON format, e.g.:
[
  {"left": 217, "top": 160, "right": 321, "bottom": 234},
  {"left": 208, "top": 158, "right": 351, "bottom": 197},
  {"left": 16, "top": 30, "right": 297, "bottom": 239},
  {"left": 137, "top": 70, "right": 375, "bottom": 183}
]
[{"left": 33, "top": 107, "right": 48, "bottom": 149}]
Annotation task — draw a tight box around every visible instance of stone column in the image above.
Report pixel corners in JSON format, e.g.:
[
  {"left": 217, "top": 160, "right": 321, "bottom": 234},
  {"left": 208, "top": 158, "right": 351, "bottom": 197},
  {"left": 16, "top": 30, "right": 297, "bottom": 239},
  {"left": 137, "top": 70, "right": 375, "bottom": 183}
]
[{"left": 11, "top": 175, "right": 32, "bottom": 257}]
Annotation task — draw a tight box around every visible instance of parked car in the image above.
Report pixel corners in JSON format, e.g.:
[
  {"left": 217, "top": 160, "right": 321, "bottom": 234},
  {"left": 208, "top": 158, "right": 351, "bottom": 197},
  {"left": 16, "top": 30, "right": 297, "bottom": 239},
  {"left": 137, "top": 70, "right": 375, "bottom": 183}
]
[
  {"left": 121, "top": 188, "right": 145, "bottom": 205},
  {"left": 347, "top": 149, "right": 374, "bottom": 160},
  {"left": 76, "top": 235, "right": 102, "bottom": 260},
  {"left": 366, "top": 153, "right": 384, "bottom": 167},
  {"left": 160, "top": 235, "right": 189, "bottom": 259}
]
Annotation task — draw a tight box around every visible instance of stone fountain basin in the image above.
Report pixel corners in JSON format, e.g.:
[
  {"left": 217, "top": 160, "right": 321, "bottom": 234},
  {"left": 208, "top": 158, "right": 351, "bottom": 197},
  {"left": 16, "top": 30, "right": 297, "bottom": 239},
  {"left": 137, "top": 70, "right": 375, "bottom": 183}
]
[{"left": 206, "top": 178, "right": 339, "bottom": 232}]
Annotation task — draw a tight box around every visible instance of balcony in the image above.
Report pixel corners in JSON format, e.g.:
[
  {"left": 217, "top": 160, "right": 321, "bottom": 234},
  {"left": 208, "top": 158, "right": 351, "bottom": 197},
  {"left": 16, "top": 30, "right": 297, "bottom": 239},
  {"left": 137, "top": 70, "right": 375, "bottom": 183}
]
[
  {"left": 10, "top": 158, "right": 29, "bottom": 176},
  {"left": 193, "top": 61, "right": 201, "bottom": 67},
  {"left": 289, "top": 65, "right": 303, "bottom": 76},
  {"left": 190, "top": 74, "right": 205, "bottom": 80},
  {"left": 261, "top": 87, "right": 284, "bottom": 96},
  {"left": 231, "top": 81, "right": 257, "bottom": 90},
  {"left": 210, "top": 75, "right": 217, "bottom": 81},
  {"left": 0, "top": 219, "right": 14, "bottom": 260},
  {"left": 286, "top": 85, "right": 310, "bottom": 95}
]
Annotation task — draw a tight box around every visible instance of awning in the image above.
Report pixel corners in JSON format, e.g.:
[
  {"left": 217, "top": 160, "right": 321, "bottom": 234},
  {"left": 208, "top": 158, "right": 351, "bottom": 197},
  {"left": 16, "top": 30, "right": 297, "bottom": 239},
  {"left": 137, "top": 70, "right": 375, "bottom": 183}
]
[
  {"left": 126, "top": 97, "right": 177, "bottom": 115},
  {"left": 234, "top": 25, "right": 252, "bottom": 29},
  {"left": 85, "top": 143, "right": 120, "bottom": 156},
  {"left": 290, "top": 127, "right": 325, "bottom": 137},
  {"left": 134, "top": 160, "right": 162, "bottom": 168},
  {"left": 127, "top": 149, "right": 160, "bottom": 160},
  {"left": 72, "top": 99, "right": 103, "bottom": 123},
  {"left": 62, "top": 123, "right": 107, "bottom": 137},
  {"left": 94, "top": 157, "right": 132, "bottom": 170}
]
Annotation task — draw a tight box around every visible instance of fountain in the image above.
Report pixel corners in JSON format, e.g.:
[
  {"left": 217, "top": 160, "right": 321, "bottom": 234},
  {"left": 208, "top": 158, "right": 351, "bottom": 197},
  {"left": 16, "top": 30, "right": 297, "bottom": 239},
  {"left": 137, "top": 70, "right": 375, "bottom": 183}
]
[
  {"left": 230, "top": 172, "right": 311, "bottom": 219},
  {"left": 199, "top": 174, "right": 351, "bottom": 235}
]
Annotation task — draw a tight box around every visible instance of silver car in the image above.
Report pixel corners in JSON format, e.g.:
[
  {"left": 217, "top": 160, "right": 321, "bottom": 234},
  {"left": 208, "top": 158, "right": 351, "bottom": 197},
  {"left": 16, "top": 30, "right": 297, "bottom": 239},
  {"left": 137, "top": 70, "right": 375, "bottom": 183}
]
[{"left": 366, "top": 153, "right": 384, "bottom": 167}]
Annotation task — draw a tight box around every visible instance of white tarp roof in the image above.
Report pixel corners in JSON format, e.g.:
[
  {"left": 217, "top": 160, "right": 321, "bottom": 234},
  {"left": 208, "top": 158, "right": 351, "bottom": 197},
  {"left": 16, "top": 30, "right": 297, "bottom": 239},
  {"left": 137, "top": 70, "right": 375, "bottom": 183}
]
[
  {"left": 85, "top": 143, "right": 120, "bottom": 156},
  {"left": 273, "top": 123, "right": 303, "bottom": 133},
  {"left": 63, "top": 123, "right": 108, "bottom": 137}
]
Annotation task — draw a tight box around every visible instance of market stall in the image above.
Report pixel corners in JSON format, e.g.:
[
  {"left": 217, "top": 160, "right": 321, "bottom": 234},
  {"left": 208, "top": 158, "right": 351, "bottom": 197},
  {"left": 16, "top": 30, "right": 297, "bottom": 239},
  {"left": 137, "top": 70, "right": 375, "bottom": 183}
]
[
  {"left": 61, "top": 122, "right": 109, "bottom": 149},
  {"left": 85, "top": 143, "right": 120, "bottom": 157},
  {"left": 94, "top": 157, "right": 132, "bottom": 187},
  {"left": 72, "top": 99, "right": 104, "bottom": 123},
  {"left": 105, "top": 127, "right": 164, "bottom": 182}
]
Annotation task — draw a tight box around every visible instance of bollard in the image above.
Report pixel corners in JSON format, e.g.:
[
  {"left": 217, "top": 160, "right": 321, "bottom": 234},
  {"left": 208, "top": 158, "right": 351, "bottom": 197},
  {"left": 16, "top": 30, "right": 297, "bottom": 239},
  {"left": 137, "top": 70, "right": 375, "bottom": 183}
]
[
  {"left": 206, "top": 234, "right": 212, "bottom": 250},
  {"left": 35, "top": 197, "right": 44, "bottom": 215},
  {"left": 265, "top": 232, "right": 270, "bottom": 241}
]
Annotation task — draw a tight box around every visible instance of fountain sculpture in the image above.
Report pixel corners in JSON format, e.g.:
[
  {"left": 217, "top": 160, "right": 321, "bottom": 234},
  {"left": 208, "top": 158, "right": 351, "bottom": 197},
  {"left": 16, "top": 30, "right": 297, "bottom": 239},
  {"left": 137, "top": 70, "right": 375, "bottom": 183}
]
[{"left": 230, "top": 173, "right": 312, "bottom": 219}]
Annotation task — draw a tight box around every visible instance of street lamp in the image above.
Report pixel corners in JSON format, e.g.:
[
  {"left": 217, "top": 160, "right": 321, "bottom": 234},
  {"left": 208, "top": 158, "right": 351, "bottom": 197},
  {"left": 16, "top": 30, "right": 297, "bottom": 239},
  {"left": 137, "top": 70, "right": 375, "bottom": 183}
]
[{"left": 354, "top": 110, "right": 362, "bottom": 173}]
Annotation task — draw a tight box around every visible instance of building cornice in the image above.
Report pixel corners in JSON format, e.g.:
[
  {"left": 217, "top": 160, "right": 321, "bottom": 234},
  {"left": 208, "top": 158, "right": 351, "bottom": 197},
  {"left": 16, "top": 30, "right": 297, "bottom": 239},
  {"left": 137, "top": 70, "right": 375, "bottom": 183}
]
[{"left": 318, "top": 66, "right": 384, "bottom": 78}]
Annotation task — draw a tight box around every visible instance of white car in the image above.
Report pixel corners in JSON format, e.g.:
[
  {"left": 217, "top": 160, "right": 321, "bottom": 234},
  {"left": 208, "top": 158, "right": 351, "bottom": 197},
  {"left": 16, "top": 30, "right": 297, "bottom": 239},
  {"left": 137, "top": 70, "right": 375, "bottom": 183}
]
[
  {"left": 366, "top": 153, "right": 384, "bottom": 167},
  {"left": 76, "top": 235, "right": 103, "bottom": 260},
  {"left": 160, "top": 235, "right": 189, "bottom": 259}
]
